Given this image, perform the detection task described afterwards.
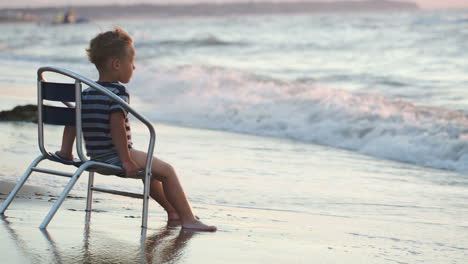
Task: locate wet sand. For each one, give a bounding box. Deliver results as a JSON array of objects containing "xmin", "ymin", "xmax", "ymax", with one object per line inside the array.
[
  {"xmin": 0, "ymin": 116, "xmax": 466, "ymax": 263},
  {"xmin": 1, "ymin": 180, "xmax": 366, "ymax": 264}
]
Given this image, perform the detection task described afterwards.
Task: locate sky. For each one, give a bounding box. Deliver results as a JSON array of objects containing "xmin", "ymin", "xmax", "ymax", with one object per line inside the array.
[{"xmin": 1, "ymin": 0, "xmax": 468, "ymax": 9}]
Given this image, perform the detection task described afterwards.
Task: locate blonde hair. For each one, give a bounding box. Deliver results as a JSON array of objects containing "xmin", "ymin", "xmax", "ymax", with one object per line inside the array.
[{"xmin": 86, "ymin": 26, "xmax": 133, "ymax": 69}]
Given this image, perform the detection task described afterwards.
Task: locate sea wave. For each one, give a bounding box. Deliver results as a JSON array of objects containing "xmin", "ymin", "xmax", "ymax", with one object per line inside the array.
[
  {"xmin": 131, "ymin": 65, "xmax": 468, "ymax": 173},
  {"xmin": 135, "ymin": 34, "xmax": 244, "ymax": 48}
]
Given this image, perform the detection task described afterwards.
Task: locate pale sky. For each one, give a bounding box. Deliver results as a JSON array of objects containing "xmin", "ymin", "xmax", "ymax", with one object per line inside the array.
[{"xmin": 1, "ymin": 0, "xmax": 468, "ymax": 9}]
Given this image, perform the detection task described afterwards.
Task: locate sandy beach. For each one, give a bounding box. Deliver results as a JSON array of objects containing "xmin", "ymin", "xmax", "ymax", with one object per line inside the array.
[{"xmin": 1, "ymin": 118, "xmax": 467, "ymax": 263}]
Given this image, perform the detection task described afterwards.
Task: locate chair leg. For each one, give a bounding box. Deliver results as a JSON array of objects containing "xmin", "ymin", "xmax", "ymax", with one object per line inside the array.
[
  {"xmin": 141, "ymin": 170, "xmax": 151, "ymax": 229},
  {"xmin": 85, "ymin": 171, "xmax": 94, "ymax": 212},
  {"xmin": 39, "ymin": 172, "xmax": 82, "ymax": 229},
  {"xmin": 0, "ymin": 155, "xmax": 45, "ymax": 214}
]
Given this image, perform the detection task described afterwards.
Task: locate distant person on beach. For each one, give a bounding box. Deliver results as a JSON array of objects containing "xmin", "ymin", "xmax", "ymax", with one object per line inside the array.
[{"xmin": 55, "ymin": 27, "xmax": 216, "ymax": 232}]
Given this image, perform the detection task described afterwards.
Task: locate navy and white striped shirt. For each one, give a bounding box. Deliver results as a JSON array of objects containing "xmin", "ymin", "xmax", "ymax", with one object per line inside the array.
[{"xmin": 81, "ymin": 82, "xmax": 133, "ymax": 159}]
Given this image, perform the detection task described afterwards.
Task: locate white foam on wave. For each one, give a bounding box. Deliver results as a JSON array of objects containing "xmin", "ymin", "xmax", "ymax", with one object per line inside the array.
[{"xmin": 130, "ymin": 64, "xmax": 468, "ymax": 173}]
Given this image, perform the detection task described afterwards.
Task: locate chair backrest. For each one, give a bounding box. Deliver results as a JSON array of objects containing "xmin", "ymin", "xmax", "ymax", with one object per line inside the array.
[
  {"xmin": 37, "ymin": 72, "xmax": 83, "ymax": 162},
  {"xmin": 40, "ymin": 82, "xmax": 77, "ymax": 126}
]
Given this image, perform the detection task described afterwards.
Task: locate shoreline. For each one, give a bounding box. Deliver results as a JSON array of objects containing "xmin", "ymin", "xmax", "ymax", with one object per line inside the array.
[{"xmin": 1, "ymin": 97, "xmax": 468, "ymax": 177}]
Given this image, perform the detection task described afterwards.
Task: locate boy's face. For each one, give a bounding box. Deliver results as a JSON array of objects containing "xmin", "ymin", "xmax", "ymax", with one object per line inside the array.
[{"xmin": 117, "ymin": 44, "xmax": 136, "ymax": 84}]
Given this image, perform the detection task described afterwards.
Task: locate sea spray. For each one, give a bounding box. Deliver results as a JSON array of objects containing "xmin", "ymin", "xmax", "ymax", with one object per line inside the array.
[{"xmin": 130, "ymin": 64, "xmax": 468, "ymax": 173}]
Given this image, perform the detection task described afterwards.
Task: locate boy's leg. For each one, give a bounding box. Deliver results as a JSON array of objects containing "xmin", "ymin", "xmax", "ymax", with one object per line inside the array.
[
  {"xmin": 130, "ymin": 149, "xmax": 216, "ymax": 231},
  {"xmin": 147, "ymin": 179, "xmax": 180, "ymax": 221},
  {"xmin": 131, "ymin": 149, "xmax": 194, "ymax": 219}
]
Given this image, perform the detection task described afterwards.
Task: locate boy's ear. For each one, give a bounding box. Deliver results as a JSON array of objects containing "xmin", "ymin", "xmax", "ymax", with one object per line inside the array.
[{"xmin": 111, "ymin": 57, "xmax": 120, "ymax": 70}]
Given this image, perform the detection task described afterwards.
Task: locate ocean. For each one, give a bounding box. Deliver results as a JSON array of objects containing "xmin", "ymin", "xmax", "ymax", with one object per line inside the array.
[
  {"xmin": 0, "ymin": 7, "xmax": 467, "ymax": 263},
  {"xmin": 3, "ymin": 9, "xmax": 468, "ymax": 173}
]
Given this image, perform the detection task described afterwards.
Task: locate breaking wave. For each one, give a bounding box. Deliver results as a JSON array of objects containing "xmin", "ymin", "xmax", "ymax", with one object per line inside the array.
[{"xmin": 130, "ymin": 64, "xmax": 468, "ymax": 173}]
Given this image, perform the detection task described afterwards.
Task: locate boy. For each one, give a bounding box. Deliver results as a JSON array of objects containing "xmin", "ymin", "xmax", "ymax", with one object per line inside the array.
[{"xmin": 57, "ymin": 27, "xmax": 216, "ymax": 232}]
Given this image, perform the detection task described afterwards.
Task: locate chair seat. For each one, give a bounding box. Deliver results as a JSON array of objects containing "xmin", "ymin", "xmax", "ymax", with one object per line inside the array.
[{"xmin": 49, "ymin": 152, "xmax": 125, "ymax": 176}]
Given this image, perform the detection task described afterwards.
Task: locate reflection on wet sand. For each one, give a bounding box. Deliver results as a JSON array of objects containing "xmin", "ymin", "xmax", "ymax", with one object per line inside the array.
[
  {"xmin": 1, "ymin": 215, "xmax": 43, "ymax": 263},
  {"xmin": 1, "ymin": 213, "xmax": 196, "ymax": 264},
  {"xmin": 143, "ymin": 226, "xmax": 197, "ymax": 263},
  {"xmin": 40, "ymin": 229, "xmax": 64, "ymax": 264}
]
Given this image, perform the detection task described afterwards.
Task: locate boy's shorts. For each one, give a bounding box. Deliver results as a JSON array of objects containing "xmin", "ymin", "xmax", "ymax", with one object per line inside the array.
[
  {"xmin": 98, "ymin": 155, "xmax": 123, "ymax": 167},
  {"xmin": 93, "ymin": 154, "xmax": 126, "ymax": 177}
]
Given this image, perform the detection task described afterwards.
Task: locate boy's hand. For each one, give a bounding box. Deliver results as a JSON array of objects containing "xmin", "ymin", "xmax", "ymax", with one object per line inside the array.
[{"xmin": 122, "ymin": 159, "xmax": 140, "ymax": 178}]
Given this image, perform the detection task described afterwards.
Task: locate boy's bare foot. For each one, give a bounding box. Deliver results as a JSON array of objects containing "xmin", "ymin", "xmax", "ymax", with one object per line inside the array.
[
  {"xmin": 167, "ymin": 219, "xmax": 182, "ymax": 228},
  {"xmin": 167, "ymin": 214, "xmax": 201, "ymax": 227},
  {"xmin": 167, "ymin": 212, "xmax": 182, "ymax": 227},
  {"xmin": 55, "ymin": 151, "xmax": 73, "ymax": 160},
  {"xmin": 167, "ymin": 211, "xmax": 180, "ymax": 221},
  {"xmin": 182, "ymin": 219, "xmax": 217, "ymax": 232},
  {"xmin": 167, "ymin": 211, "xmax": 200, "ymax": 223}
]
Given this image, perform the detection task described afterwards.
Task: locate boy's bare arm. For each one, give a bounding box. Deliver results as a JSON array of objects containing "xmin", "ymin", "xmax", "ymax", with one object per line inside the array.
[{"xmin": 109, "ymin": 111, "xmax": 139, "ymax": 177}]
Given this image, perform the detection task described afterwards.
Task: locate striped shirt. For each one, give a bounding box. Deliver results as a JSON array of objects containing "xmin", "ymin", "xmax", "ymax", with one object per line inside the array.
[{"xmin": 81, "ymin": 82, "xmax": 133, "ymax": 160}]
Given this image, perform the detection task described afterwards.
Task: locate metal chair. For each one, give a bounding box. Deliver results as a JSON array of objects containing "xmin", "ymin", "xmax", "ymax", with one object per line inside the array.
[{"xmin": 0, "ymin": 66, "xmax": 155, "ymax": 230}]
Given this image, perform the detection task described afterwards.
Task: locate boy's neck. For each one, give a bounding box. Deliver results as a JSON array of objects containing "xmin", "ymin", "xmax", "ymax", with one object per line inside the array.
[
  {"xmin": 97, "ymin": 71, "xmax": 119, "ymax": 83},
  {"xmin": 97, "ymin": 79, "xmax": 119, "ymax": 83},
  {"xmin": 97, "ymin": 77, "xmax": 119, "ymax": 83}
]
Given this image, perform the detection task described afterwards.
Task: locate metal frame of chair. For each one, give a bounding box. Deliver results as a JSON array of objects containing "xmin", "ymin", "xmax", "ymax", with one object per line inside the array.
[{"xmin": 0, "ymin": 66, "xmax": 155, "ymax": 230}]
